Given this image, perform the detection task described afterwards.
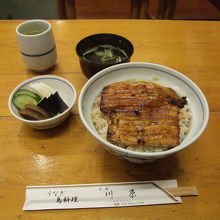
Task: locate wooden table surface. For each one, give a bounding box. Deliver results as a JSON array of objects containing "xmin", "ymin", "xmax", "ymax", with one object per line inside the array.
[{"xmin": 0, "ymin": 19, "xmax": 220, "ymax": 220}]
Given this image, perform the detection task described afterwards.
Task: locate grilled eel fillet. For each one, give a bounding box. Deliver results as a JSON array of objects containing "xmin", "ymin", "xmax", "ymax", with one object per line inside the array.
[
  {"xmin": 100, "ymin": 81, "xmax": 186, "ymax": 113},
  {"xmin": 107, "ymin": 105, "xmax": 180, "ymax": 147},
  {"xmin": 100, "ymin": 81, "xmax": 185, "ymax": 148}
]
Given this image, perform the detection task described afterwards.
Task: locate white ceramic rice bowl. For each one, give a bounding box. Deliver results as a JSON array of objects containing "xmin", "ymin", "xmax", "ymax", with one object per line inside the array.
[
  {"xmin": 78, "ymin": 62, "xmax": 209, "ymax": 163},
  {"xmin": 8, "ymin": 75, "xmax": 76, "ymax": 129}
]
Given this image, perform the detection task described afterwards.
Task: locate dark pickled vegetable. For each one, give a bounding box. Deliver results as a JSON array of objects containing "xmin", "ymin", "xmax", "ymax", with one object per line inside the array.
[
  {"xmin": 38, "ymin": 92, "xmax": 68, "ymax": 116},
  {"xmin": 25, "ymin": 104, "xmax": 51, "ymax": 118},
  {"xmin": 19, "ymin": 104, "xmax": 51, "ymax": 120}
]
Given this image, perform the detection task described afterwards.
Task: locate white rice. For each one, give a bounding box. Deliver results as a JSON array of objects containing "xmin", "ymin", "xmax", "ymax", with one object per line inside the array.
[{"xmin": 91, "ymin": 87, "xmax": 192, "ymax": 153}]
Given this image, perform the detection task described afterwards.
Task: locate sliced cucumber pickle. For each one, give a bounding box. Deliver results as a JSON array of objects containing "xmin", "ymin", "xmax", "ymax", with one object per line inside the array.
[
  {"xmin": 14, "ymin": 89, "xmax": 41, "ymax": 101},
  {"xmin": 12, "ymin": 94, "xmax": 39, "ymax": 110}
]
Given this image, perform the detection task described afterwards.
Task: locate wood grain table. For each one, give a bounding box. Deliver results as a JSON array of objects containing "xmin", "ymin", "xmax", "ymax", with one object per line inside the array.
[{"xmin": 0, "ymin": 20, "xmax": 220, "ymax": 220}]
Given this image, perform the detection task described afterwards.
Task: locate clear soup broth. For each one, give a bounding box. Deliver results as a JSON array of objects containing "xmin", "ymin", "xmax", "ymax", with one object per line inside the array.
[{"xmin": 82, "ymin": 45, "xmax": 128, "ymax": 65}]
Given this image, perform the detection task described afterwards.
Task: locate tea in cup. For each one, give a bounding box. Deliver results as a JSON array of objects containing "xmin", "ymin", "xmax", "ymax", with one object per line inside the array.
[{"xmin": 16, "ymin": 20, "xmax": 57, "ymax": 72}]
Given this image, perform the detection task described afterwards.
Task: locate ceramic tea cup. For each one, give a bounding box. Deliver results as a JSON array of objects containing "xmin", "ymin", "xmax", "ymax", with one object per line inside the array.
[{"xmin": 16, "ymin": 19, "xmax": 57, "ymax": 72}]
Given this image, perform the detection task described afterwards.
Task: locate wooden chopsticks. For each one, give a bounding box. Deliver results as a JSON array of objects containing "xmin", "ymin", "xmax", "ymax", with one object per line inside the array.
[{"xmin": 165, "ymin": 186, "xmax": 198, "ymax": 197}]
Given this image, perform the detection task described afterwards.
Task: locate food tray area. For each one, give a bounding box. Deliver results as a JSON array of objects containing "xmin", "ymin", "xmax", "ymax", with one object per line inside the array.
[{"xmin": 0, "ymin": 20, "xmax": 220, "ymax": 219}]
